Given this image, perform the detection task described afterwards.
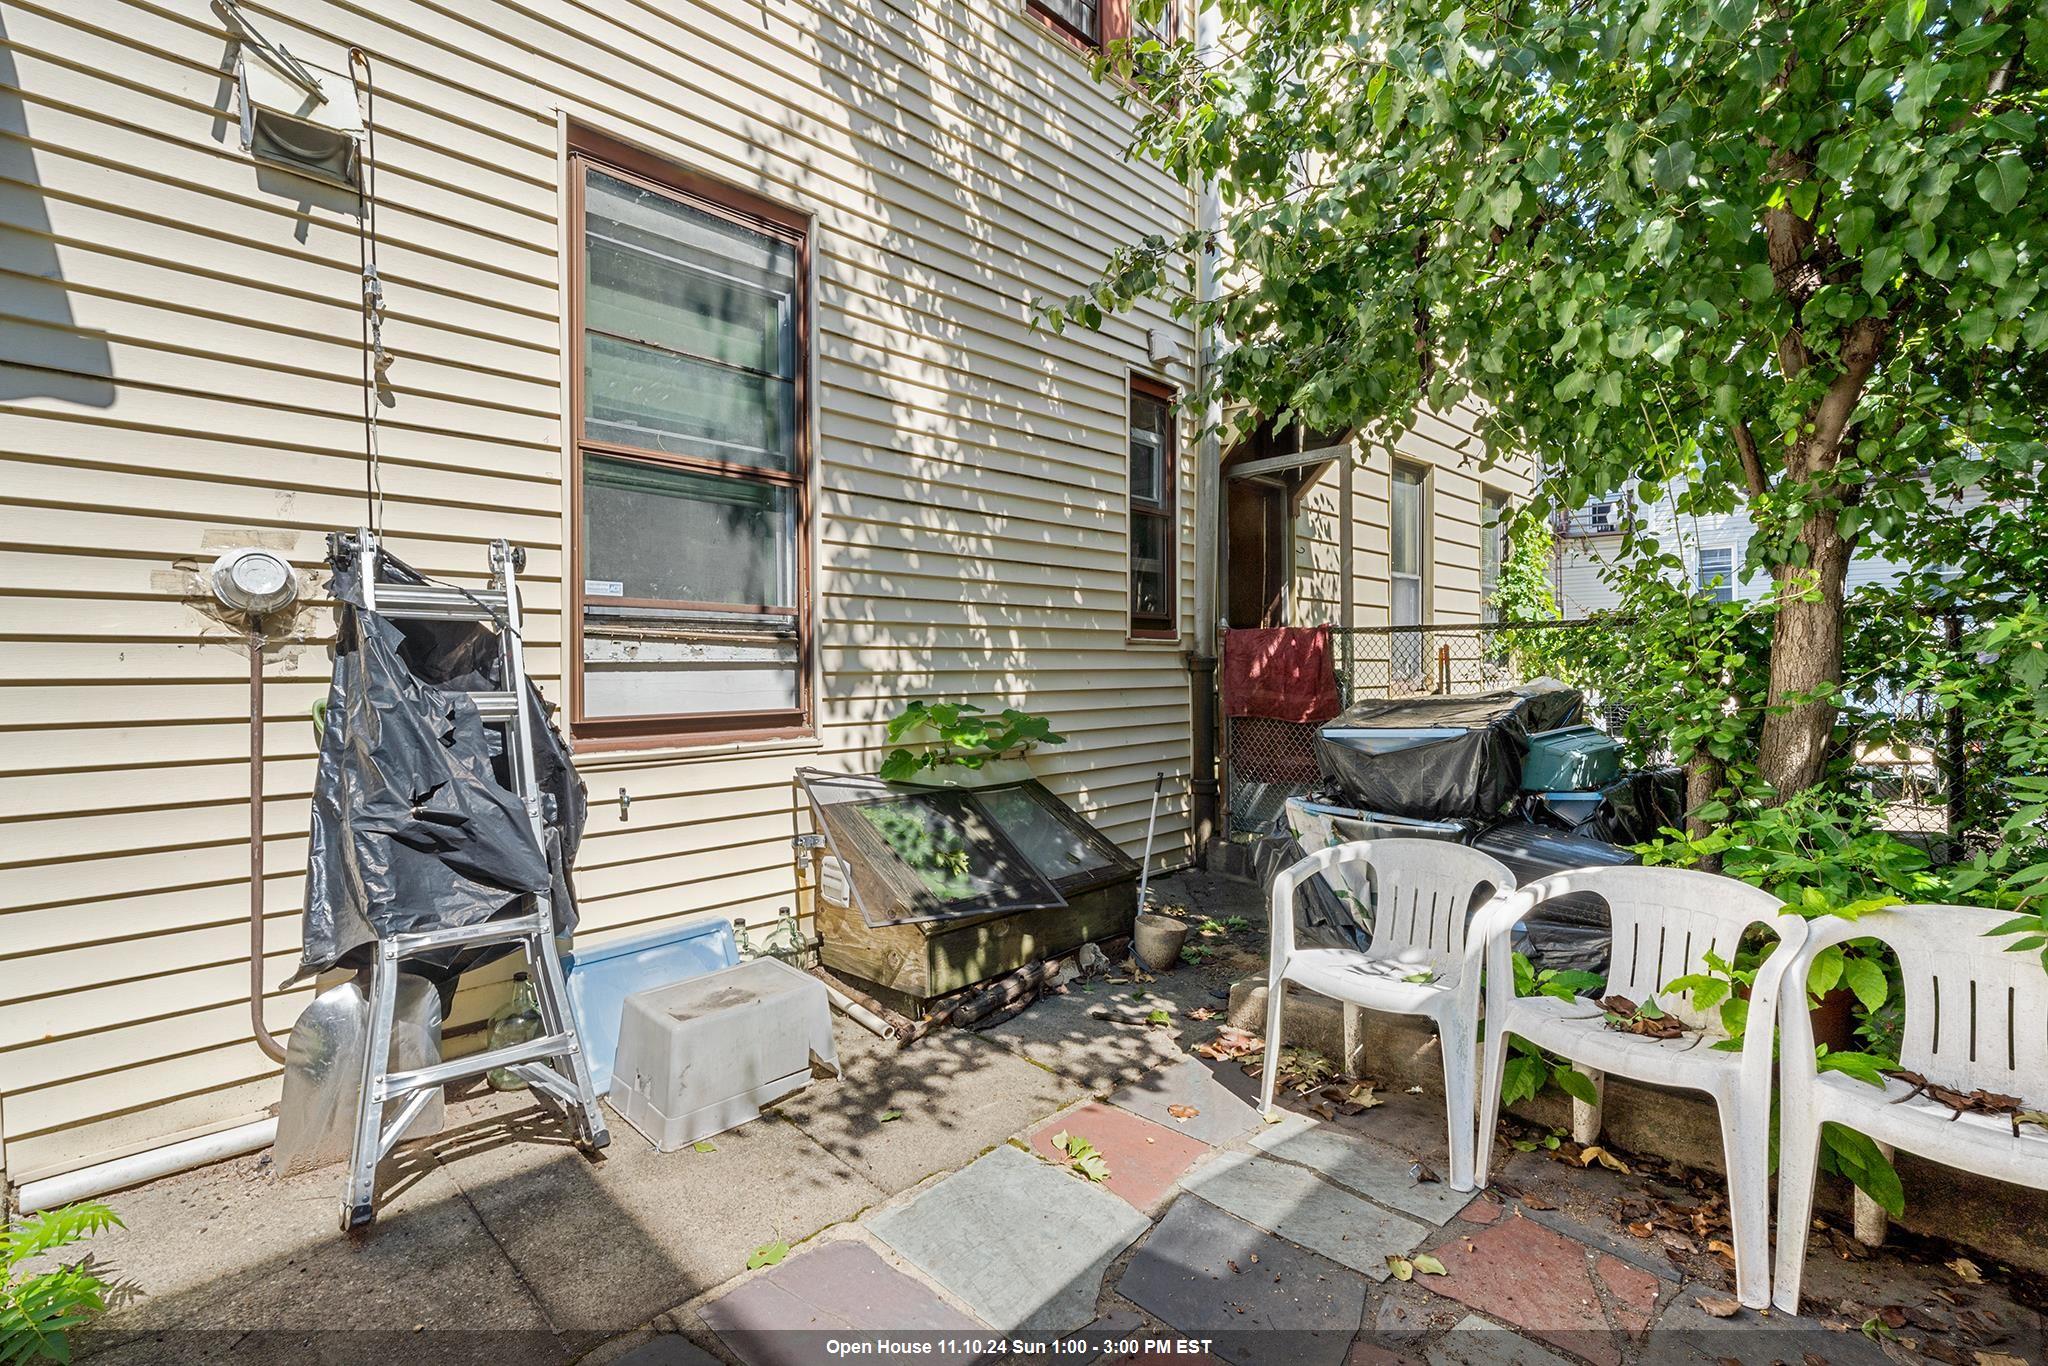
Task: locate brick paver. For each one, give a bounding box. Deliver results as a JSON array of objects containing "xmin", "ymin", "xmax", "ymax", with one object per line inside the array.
[{"xmin": 1027, "ymin": 1102, "xmax": 1212, "ymax": 1211}]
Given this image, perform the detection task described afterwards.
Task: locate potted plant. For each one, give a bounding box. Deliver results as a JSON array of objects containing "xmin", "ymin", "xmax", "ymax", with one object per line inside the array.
[{"xmin": 877, "ymin": 700, "xmax": 1066, "ymax": 788}]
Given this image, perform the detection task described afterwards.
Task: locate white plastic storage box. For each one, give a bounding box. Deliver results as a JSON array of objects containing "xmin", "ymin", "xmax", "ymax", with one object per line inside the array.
[{"xmin": 608, "ymin": 956, "xmax": 838, "ymax": 1152}]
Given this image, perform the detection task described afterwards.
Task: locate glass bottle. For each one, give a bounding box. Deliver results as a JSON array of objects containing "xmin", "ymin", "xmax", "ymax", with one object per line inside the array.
[{"xmin": 486, "ymin": 972, "xmax": 542, "ymax": 1091}]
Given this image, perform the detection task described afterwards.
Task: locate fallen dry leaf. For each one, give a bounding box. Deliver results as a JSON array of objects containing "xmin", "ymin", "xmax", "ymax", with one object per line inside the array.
[
  {"xmin": 1975, "ymin": 1354, "xmax": 2030, "ymax": 1366},
  {"xmin": 1948, "ymin": 1256, "xmax": 1985, "ymax": 1285},
  {"xmin": 1168, "ymin": 1104, "xmax": 1200, "ymax": 1122},
  {"xmin": 1411, "ymin": 1253, "xmax": 1448, "ymax": 1276},
  {"xmin": 1409, "ymin": 1161, "xmax": 1440, "ymax": 1185},
  {"xmin": 1519, "ymin": 1192, "xmax": 1557, "ymax": 1211},
  {"xmin": 1385, "ymin": 1255, "xmax": 1414, "ymax": 1282},
  {"xmin": 1696, "ymin": 1294, "xmax": 1742, "ymax": 1319},
  {"xmin": 1707, "ymin": 1239, "xmax": 1736, "ymax": 1262},
  {"xmin": 1580, "ymin": 1145, "xmax": 1631, "ymax": 1174}
]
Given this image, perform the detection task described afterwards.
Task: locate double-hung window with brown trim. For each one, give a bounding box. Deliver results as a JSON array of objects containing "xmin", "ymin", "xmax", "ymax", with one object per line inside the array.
[
  {"xmin": 568, "ymin": 129, "xmax": 811, "ymax": 747},
  {"xmin": 1128, "ymin": 377, "xmax": 1177, "ymax": 639}
]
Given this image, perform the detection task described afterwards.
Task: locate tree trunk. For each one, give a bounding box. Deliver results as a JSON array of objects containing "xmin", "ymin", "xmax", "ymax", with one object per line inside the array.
[
  {"xmin": 1685, "ymin": 752, "xmax": 1725, "ymax": 872},
  {"xmin": 1756, "ymin": 506, "xmax": 1853, "ymax": 797}
]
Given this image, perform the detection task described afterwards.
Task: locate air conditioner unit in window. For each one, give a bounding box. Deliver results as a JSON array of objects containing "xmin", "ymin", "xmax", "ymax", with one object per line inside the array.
[{"xmin": 233, "ymin": 49, "xmax": 363, "ymax": 188}]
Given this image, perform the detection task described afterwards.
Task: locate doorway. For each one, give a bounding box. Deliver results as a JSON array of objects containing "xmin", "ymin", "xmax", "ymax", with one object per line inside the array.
[{"xmin": 1226, "ymin": 478, "xmax": 1289, "ymax": 629}]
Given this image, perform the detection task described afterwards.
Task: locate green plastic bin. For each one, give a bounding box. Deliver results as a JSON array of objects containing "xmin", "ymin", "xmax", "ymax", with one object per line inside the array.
[{"xmin": 1521, "ymin": 725, "xmax": 1623, "ymax": 792}]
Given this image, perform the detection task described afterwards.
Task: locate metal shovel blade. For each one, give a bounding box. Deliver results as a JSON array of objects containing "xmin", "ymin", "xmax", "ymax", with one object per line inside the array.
[{"xmin": 273, "ymin": 973, "xmax": 447, "ymax": 1177}]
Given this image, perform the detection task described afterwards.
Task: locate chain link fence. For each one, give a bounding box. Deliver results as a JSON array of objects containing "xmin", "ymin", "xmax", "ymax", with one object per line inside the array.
[{"xmin": 1223, "ymin": 619, "xmax": 1978, "ymax": 851}]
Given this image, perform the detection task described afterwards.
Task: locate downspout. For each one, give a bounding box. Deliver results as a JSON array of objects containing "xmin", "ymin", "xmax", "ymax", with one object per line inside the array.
[{"xmin": 1186, "ymin": 0, "xmax": 1225, "ymax": 856}]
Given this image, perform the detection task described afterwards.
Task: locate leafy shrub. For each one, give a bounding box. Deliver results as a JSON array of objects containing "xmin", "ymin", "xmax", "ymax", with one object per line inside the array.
[
  {"xmin": 877, "ymin": 700, "xmax": 1066, "ymax": 783},
  {"xmin": 2, "ymin": 1201, "xmax": 123, "ymax": 1364}
]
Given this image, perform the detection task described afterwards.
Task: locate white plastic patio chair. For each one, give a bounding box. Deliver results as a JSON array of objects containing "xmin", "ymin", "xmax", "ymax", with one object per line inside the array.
[
  {"xmin": 1773, "ymin": 904, "xmax": 2048, "ymax": 1315},
  {"xmin": 1474, "ymin": 867, "xmax": 1806, "ymax": 1309},
  {"xmin": 1260, "ymin": 839, "xmax": 1518, "ymax": 1191}
]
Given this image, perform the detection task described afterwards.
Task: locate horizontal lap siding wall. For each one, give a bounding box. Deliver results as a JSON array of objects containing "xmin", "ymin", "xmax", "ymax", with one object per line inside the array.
[
  {"xmin": 0, "ymin": 0, "xmax": 1197, "ymax": 1182},
  {"xmin": 1291, "ymin": 404, "xmax": 1534, "ymax": 631}
]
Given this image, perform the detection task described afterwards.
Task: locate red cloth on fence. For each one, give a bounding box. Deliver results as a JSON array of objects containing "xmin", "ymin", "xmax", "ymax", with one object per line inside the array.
[{"xmin": 1222, "ymin": 626, "xmax": 1342, "ymax": 724}]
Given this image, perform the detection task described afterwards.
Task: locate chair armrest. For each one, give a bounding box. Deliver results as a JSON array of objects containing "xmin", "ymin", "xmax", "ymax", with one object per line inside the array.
[
  {"xmin": 1268, "ymin": 842, "xmax": 1379, "ymax": 969},
  {"xmin": 1741, "ymin": 910, "xmax": 1815, "ymax": 1099}
]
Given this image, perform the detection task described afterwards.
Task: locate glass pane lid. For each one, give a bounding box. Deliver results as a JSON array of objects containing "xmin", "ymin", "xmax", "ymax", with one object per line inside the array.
[{"xmin": 976, "ymin": 784, "xmax": 1122, "ymax": 883}]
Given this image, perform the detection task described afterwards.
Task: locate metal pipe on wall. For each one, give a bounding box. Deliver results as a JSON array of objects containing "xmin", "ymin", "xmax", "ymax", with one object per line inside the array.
[
  {"xmin": 1187, "ymin": 0, "xmax": 1225, "ymax": 853},
  {"xmin": 249, "ymin": 629, "xmax": 287, "ymax": 1063}
]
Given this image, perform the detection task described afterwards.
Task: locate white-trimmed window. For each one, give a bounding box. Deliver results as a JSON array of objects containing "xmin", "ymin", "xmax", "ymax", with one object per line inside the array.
[{"xmin": 1696, "ymin": 545, "xmax": 1735, "ymax": 603}]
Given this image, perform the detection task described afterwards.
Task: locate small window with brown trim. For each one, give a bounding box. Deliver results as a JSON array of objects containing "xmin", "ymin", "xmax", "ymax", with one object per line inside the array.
[
  {"xmin": 568, "ymin": 129, "xmax": 811, "ymax": 746},
  {"xmin": 1030, "ymin": 0, "xmax": 1179, "ymax": 50},
  {"xmin": 1128, "ymin": 377, "xmax": 1177, "ymax": 638},
  {"xmin": 1029, "ymin": 0, "xmax": 1103, "ymax": 46}
]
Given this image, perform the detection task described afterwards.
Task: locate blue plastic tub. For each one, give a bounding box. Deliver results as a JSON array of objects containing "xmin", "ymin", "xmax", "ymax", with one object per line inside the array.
[{"xmin": 565, "ymin": 918, "xmax": 739, "ymax": 1094}]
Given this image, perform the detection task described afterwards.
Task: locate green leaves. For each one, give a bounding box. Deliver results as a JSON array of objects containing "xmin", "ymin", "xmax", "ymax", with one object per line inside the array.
[
  {"xmin": 746, "ymin": 1241, "xmax": 790, "ymax": 1270},
  {"xmin": 2, "ymin": 1202, "xmax": 123, "ymax": 1365},
  {"xmin": 1822, "ymin": 1124, "xmax": 1905, "ymax": 1217},
  {"xmin": 877, "ymin": 699, "xmax": 1066, "ymax": 781},
  {"xmin": 1650, "ymin": 140, "xmax": 1694, "ymax": 194},
  {"xmin": 1975, "ymin": 157, "xmax": 2029, "ymax": 216}
]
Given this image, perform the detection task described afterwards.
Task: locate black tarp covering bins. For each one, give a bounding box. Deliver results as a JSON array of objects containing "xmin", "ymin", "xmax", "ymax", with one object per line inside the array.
[
  {"xmin": 292, "ymin": 542, "xmax": 585, "ymax": 988},
  {"xmin": 1517, "ymin": 766, "xmax": 1686, "ymax": 847},
  {"xmin": 1314, "ymin": 678, "xmax": 1584, "ymax": 822},
  {"xmin": 1470, "ymin": 821, "xmax": 1637, "ymax": 976}
]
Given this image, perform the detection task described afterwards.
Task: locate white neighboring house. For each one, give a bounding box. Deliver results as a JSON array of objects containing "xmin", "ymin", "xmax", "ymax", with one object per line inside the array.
[{"xmin": 1551, "ymin": 483, "xmax": 1971, "ymax": 617}]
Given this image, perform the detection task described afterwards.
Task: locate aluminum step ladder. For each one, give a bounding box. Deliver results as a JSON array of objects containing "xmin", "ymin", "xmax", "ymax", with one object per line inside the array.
[{"xmin": 340, "ymin": 529, "xmax": 608, "ymax": 1230}]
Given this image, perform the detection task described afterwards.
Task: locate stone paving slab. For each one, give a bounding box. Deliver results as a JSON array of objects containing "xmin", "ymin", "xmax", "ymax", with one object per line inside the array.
[
  {"xmin": 1418, "ymin": 1211, "xmax": 1654, "ymax": 1366},
  {"xmin": 773, "ymin": 1023, "xmax": 1082, "ymax": 1195},
  {"xmin": 868, "ymin": 1143, "xmax": 1148, "ymax": 1334},
  {"xmin": 1424, "ymin": 1313, "xmax": 1575, "ymax": 1366},
  {"xmin": 1180, "ymin": 1153, "xmax": 1429, "ymax": 1281},
  {"xmin": 1027, "ymin": 1102, "xmax": 1210, "ymax": 1212},
  {"xmin": 1116, "ymin": 1195, "xmax": 1368, "ymax": 1366},
  {"xmin": 1252, "ymin": 1115, "xmax": 1470, "ymax": 1225},
  {"xmin": 698, "ymin": 1239, "xmax": 983, "ymax": 1366},
  {"xmin": 1108, "ymin": 1058, "xmax": 1266, "ymax": 1147}
]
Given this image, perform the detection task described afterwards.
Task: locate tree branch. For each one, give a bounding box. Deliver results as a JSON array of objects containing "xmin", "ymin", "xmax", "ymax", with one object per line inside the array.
[
  {"xmin": 1732, "ymin": 419, "xmax": 1769, "ymax": 498},
  {"xmin": 1807, "ymin": 316, "xmax": 1889, "ymax": 469}
]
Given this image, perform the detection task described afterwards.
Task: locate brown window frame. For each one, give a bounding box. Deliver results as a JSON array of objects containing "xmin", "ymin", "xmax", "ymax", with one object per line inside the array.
[
  {"xmin": 1029, "ymin": 0, "xmax": 1108, "ymax": 48},
  {"xmin": 566, "ymin": 127, "xmax": 814, "ymax": 751},
  {"xmin": 1128, "ymin": 375, "xmax": 1179, "ymax": 640}
]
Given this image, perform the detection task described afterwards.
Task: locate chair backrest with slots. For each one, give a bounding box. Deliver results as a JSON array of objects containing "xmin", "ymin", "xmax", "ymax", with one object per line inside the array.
[
  {"xmin": 1883, "ymin": 905, "xmax": 2048, "ymax": 1098},
  {"xmin": 1547, "ymin": 866, "xmax": 1790, "ymax": 1038},
  {"xmin": 1353, "ymin": 839, "xmax": 1516, "ymax": 983}
]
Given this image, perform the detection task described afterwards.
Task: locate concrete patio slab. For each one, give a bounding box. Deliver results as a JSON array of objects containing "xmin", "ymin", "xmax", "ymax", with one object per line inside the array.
[
  {"xmin": 698, "ymin": 1238, "xmax": 983, "ymax": 1366},
  {"xmin": 600, "ymin": 1332, "xmax": 727, "ymax": 1366},
  {"xmin": 74, "ymin": 1141, "xmax": 552, "ymax": 1343},
  {"xmin": 1107, "ymin": 1057, "xmax": 1264, "ymax": 1147},
  {"xmin": 1180, "ymin": 1153, "xmax": 1429, "ymax": 1280},
  {"xmin": 1115, "ymin": 1194, "xmax": 1368, "ymax": 1366},
  {"xmin": 773, "ymin": 1023, "xmax": 1082, "ymax": 1195},
  {"xmin": 868, "ymin": 1143, "xmax": 1148, "ymax": 1334},
  {"xmin": 1252, "ymin": 1115, "xmax": 1469, "ymax": 1225},
  {"xmin": 440, "ymin": 1096, "xmax": 883, "ymax": 1333},
  {"xmin": 977, "ymin": 987, "xmax": 1191, "ymax": 1094},
  {"xmin": 1026, "ymin": 1102, "xmax": 1209, "ymax": 1212}
]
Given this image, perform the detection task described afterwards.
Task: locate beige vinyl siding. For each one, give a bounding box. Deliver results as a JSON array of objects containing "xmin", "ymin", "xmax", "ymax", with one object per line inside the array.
[
  {"xmin": 1290, "ymin": 402, "xmax": 1534, "ymax": 631},
  {"xmin": 0, "ymin": 0, "xmax": 1197, "ymax": 1183}
]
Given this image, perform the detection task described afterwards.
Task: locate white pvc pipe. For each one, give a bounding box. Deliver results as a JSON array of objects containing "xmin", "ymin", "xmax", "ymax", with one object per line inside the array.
[{"xmin": 14, "ymin": 1118, "xmax": 276, "ymax": 1214}]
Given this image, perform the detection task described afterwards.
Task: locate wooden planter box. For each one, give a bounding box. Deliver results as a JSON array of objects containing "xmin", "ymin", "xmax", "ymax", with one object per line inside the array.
[{"xmin": 815, "ymin": 867, "xmax": 1138, "ymax": 1012}]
